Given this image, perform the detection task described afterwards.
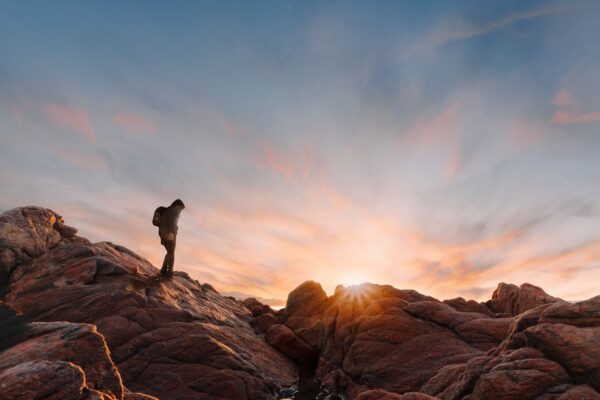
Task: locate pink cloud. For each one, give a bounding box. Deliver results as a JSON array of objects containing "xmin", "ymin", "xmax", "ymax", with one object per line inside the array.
[
  {"xmin": 112, "ymin": 112, "xmax": 157, "ymax": 134},
  {"xmin": 403, "ymin": 101, "xmax": 465, "ymax": 178},
  {"xmin": 551, "ymin": 90, "xmax": 600, "ymax": 124},
  {"xmin": 44, "ymin": 103, "xmax": 96, "ymax": 144},
  {"xmin": 552, "ymin": 90, "xmax": 576, "ymax": 109},
  {"xmin": 258, "ymin": 144, "xmax": 295, "ymax": 180},
  {"xmin": 553, "ymin": 110, "xmax": 600, "ymax": 124},
  {"xmin": 56, "ymin": 149, "xmax": 109, "ymax": 171}
]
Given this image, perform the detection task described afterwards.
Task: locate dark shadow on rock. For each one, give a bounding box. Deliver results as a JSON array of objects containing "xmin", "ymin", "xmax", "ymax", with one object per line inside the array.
[{"xmin": 0, "ymin": 302, "xmax": 31, "ymax": 352}]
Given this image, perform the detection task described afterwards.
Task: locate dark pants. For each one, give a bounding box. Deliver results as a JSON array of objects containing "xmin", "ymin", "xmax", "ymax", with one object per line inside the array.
[{"xmin": 160, "ymin": 238, "xmax": 176, "ymax": 277}]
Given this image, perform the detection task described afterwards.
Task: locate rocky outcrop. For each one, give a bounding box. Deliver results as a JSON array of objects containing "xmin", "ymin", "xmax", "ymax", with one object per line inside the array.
[
  {"xmin": 486, "ymin": 282, "xmax": 562, "ymax": 316},
  {"xmin": 1, "ymin": 206, "xmax": 598, "ymax": 400},
  {"xmin": 280, "ymin": 283, "xmax": 484, "ymax": 397},
  {"xmin": 443, "ymin": 297, "xmax": 494, "ymax": 316},
  {"xmin": 422, "ymin": 295, "xmax": 600, "ymax": 400},
  {"xmin": 0, "ymin": 207, "xmax": 296, "ymax": 400},
  {"xmin": 0, "ymin": 302, "xmax": 143, "ymax": 400},
  {"xmin": 281, "ymin": 280, "xmax": 599, "ymax": 399}
]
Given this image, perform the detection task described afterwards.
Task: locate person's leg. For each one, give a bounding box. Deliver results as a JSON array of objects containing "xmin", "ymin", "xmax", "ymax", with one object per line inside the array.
[
  {"xmin": 163, "ymin": 239, "xmax": 176, "ymax": 277},
  {"xmin": 160, "ymin": 241, "xmax": 170, "ymax": 276},
  {"xmin": 168, "ymin": 238, "xmax": 176, "ymax": 276}
]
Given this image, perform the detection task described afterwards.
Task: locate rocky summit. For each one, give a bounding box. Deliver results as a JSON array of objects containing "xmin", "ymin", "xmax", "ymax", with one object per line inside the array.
[{"xmin": 1, "ymin": 206, "xmax": 599, "ymax": 400}]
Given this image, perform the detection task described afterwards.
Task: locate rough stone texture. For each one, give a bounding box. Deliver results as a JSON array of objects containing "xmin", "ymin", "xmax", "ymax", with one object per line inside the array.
[
  {"xmin": 281, "ymin": 282, "xmax": 481, "ymax": 397},
  {"xmin": 356, "ymin": 390, "xmax": 438, "ymax": 399},
  {"xmin": 486, "ymin": 282, "xmax": 562, "ymax": 316},
  {"xmin": 2, "ymin": 206, "xmax": 599, "ymax": 400},
  {"xmin": 0, "ymin": 301, "xmax": 127, "ymax": 400},
  {"xmin": 557, "ymin": 385, "xmax": 600, "ymax": 400},
  {"xmin": 0, "ymin": 360, "xmax": 89, "ymax": 400},
  {"xmin": 0, "ymin": 321, "xmax": 123, "ymax": 398},
  {"xmin": 1, "ymin": 206, "xmax": 297, "ymax": 400},
  {"xmin": 443, "ymin": 297, "xmax": 494, "ymax": 316},
  {"xmin": 265, "ymin": 324, "xmax": 317, "ymax": 371},
  {"xmin": 422, "ymin": 296, "xmax": 600, "ymax": 400}
]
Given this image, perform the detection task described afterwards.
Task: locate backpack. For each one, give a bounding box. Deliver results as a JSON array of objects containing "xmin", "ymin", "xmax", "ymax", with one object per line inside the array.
[{"xmin": 152, "ymin": 207, "xmax": 166, "ymax": 226}]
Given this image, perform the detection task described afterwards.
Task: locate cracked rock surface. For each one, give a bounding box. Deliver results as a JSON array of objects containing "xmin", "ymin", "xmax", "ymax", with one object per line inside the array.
[{"xmin": 1, "ymin": 207, "xmax": 296, "ymax": 400}]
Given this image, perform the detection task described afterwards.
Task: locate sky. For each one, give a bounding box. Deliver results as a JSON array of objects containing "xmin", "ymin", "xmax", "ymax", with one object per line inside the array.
[{"xmin": 1, "ymin": 0, "xmax": 600, "ymax": 303}]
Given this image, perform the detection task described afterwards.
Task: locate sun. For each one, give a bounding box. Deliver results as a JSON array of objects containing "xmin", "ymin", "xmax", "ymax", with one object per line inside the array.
[{"xmin": 338, "ymin": 270, "xmax": 370, "ymax": 287}]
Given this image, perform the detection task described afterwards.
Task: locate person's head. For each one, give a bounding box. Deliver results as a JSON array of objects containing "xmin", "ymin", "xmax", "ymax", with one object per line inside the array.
[{"xmin": 171, "ymin": 199, "xmax": 185, "ymax": 209}]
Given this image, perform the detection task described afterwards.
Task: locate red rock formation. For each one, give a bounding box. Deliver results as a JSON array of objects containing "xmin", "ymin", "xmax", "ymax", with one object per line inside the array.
[
  {"xmin": 422, "ymin": 295, "xmax": 600, "ymax": 399},
  {"xmin": 281, "ymin": 282, "xmax": 483, "ymax": 397},
  {"xmin": 2, "ymin": 206, "xmax": 599, "ymax": 400},
  {"xmin": 0, "ymin": 207, "xmax": 296, "ymax": 400},
  {"xmin": 486, "ymin": 282, "xmax": 562, "ymax": 316},
  {"xmin": 0, "ymin": 301, "xmax": 150, "ymax": 400}
]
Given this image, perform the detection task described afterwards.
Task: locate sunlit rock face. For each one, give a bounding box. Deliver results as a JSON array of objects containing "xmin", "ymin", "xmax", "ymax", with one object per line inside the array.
[
  {"xmin": 281, "ymin": 280, "xmax": 600, "ymax": 399},
  {"xmin": 0, "ymin": 206, "xmax": 296, "ymax": 400}
]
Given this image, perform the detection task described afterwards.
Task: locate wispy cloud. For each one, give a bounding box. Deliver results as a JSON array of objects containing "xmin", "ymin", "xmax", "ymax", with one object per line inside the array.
[
  {"xmin": 112, "ymin": 112, "xmax": 157, "ymax": 134},
  {"xmin": 43, "ymin": 103, "xmax": 96, "ymax": 144},
  {"xmin": 416, "ymin": 3, "xmax": 566, "ymax": 52},
  {"xmin": 256, "ymin": 144, "xmax": 296, "ymax": 181},
  {"xmin": 552, "ymin": 90, "xmax": 600, "ymax": 124}
]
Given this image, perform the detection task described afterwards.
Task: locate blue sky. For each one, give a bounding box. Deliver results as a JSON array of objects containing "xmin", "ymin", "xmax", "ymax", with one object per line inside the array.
[{"xmin": 1, "ymin": 0, "xmax": 599, "ymax": 301}]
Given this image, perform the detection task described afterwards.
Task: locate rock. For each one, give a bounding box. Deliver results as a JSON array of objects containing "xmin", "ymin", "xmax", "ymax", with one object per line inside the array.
[
  {"xmin": 470, "ymin": 357, "xmax": 571, "ymax": 400},
  {"xmin": 356, "ymin": 389, "xmax": 438, "ymax": 399},
  {"xmin": 283, "ymin": 282, "xmax": 481, "ymax": 396},
  {"xmin": 0, "ymin": 303, "xmax": 128, "ymax": 400},
  {"xmin": 2, "ymin": 206, "xmax": 599, "ymax": 400},
  {"xmin": 404, "ymin": 301, "xmax": 490, "ymax": 329},
  {"xmin": 123, "ymin": 390, "xmax": 160, "ymax": 400},
  {"xmin": 443, "ymin": 297, "xmax": 493, "ymax": 316},
  {"xmin": 0, "ymin": 360, "xmax": 88, "ymax": 400},
  {"xmin": 454, "ymin": 317, "xmax": 512, "ymax": 350},
  {"xmin": 540, "ymin": 296, "xmax": 600, "ymax": 327},
  {"xmin": 0, "ymin": 207, "xmax": 75, "ymax": 296},
  {"xmin": 265, "ymin": 324, "xmax": 317, "ymax": 372},
  {"xmin": 557, "ymin": 385, "xmax": 600, "ymax": 399},
  {"xmin": 0, "ymin": 321, "xmax": 123, "ymax": 399},
  {"xmin": 524, "ymin": 323, "xmax": 600, "ymax": 390},
  {"xmin": 1, "ymin": 207, "xmax": 297, "ymax": 400},
  {"xmin": 251, "ymin": 311, "xmax": 281, "ymax": 334},
  {"xmin": 243, "ymin": 297, "xmax": 273, "ymax": 316},
  {"xmin": 486, "ymin": 283, "xmax": 562, "ymax": 316},
  {"xmin": 280, "ymin": 280, "xmax": 328, "ymax": 344},
  {"xmin": 422, "ymin": 295, "xmax": 600, "ymax": 400}
]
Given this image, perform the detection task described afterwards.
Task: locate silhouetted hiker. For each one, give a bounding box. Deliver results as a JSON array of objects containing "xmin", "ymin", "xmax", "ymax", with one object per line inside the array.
[{"xmin": 153, "ymin": 199, "xmax": 185, "ymax": 278}]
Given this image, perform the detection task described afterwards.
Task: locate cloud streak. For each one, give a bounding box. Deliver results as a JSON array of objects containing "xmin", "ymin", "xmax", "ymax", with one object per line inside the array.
[
  {"xmin": 112, "ymin": 112, "xmax": 157, "ymax": 134},
  {"xmin": 43, "ymin": 103, "xmax": 96, "ymax": 144},
  {"xmin": 552, "ymin": 90, "xmax": 600, "ymax": 124}
]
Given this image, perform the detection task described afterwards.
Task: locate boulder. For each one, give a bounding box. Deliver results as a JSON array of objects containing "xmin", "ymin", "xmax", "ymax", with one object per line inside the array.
[
  {"xmin": 443, "ymin": 297, "xmax": 493, "ymax": 316},
  {"xmin": 265, "ymin": 324, "xmax": 317, "ymax": 372},
  {"xmin": 1, "ymin": 207, "xmax": 297, "ymax": 400},
  {"xmin": 422, "ymin": 296, "xmax": 600, "ymax": 400},
  {"xmin": 283, "ymin": 282, "xmax": 481, "ymax": 396},
  {"xmin": 486, "ymin": 283, "xmax": 562, "ymax": 316}
]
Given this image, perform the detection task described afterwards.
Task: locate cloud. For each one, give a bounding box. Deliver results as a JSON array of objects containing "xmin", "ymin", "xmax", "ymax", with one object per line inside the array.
[
  {"xmin": 551, "ymin": 90, "xmax": 600, "ymax": 124},
  {"xmin": 553, "ymin": 110, "xmax": 600, "ymax": 124},
  {"xmin": 112, "ymin": 112, "xmax": 157, "ymax": 134},
  {"xmin": 256, "ymin": 144, "xmax": 296, "ymax": 180},
  {"xmin": 403, "ymin": 101, "xmax": 465, "ymax": 178},
  {"xmin": 417, "ymin": 3, "xmax": 566, "ymax": 52},
  {"xmin": 43, "ymin": 103, "xmax": 96, "ymax": 144}
]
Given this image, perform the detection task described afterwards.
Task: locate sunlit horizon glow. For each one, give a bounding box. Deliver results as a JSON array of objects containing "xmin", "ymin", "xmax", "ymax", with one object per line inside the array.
[{"xmin": 1, "ymin": 1, "xmax": 600, "ymax": 303}]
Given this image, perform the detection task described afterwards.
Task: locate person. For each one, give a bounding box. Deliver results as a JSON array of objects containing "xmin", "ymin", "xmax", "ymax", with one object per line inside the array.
[{"xmin": 152, "ymin": 199, "xmax": 185, "ymax": 278}]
